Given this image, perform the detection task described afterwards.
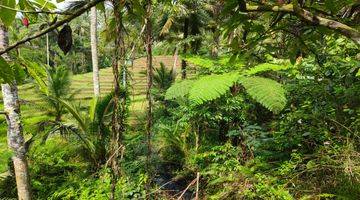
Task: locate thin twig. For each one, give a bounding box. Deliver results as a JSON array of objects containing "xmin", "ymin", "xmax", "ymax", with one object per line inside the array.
[
  {"xmin": 177, "ymin": 178, "xmax": 197, "ymax": 200},
  {"xmin": 0, "ymin": 111, "xmax": 6, "ymax": 115},
  {"xmin": 146, "ymin": 180, "xmax": 175, "ymax": 196},
  {"xmin": 105, "ymin": 144, "xmax": 124, "ymax": 168},
  {"xmin": 328, "ymin": 118, "xmax": 354, "ymax": 134},
  {"xmin": 195, "ymin": 172, "xmax": 200, "ymax": 200},
  {"xmin": 0, "ymin": 0, "xmax": 105, "ymax": 56}
]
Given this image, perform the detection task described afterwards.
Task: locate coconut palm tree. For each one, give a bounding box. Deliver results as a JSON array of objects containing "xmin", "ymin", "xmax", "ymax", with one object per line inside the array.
[
  {"xmin": 90, "ymin": 7, "xmax": 100, "ymax": 97},
  {"xmin": 158, "ymin": 0, "xmax": 208, "ymax": 79}
]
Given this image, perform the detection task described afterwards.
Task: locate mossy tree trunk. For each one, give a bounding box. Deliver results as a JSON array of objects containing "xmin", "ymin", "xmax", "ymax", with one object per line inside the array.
[
  {"xmin": 110, "ymin": 1, "xmax": 126, "ymax": 199},
  {"xmin": 145, "ymin": 0, "xmax": 153, "ymax": 196}
]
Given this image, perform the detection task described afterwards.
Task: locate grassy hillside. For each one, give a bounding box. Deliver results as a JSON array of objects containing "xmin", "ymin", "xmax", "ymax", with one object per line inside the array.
[{"xmin": 0, "ymin": 55, "xmax": 188, "ymax": 173}]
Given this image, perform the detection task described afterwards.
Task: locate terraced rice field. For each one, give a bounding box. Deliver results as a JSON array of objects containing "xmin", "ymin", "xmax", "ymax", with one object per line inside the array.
[{"xmin": 0, "ymin": 55, "xmax": 189, "ymax": 173}]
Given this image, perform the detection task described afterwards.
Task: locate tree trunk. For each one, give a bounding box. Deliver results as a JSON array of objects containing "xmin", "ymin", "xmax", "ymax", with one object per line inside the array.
[
  {"xmin": 90, "ymin": 7, "xmax": 100, "ymax": 97},
  {"xmin": 145, "ymin": 0, "xmax": 153, "ymax": 196},
  {"xmin": 181, "ymin": 18, "xmax": 189, "ymax": 80},
  {"xmin": 46, "ymin": 33, "xmax": 50, "ymax": 66},
  {"xmin": 211, "ymin": 29, "xmax": 220, "ymax": 58},
  {"xmin": 110, "ymin": 1, "xmax": 126, "ymax": 199},
  {"xmin": 0, "ymin": 24, "xmax": 31, "ymax": 200},
  {"xmin": 211, "ymin": 2, "xmax": 223, "ymax": 58},
  {"xmin": 172, "ymin": 46, "xmax": 178, "ymax": 77}
]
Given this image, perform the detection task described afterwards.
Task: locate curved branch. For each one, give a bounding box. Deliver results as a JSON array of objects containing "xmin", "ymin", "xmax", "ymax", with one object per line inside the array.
[
  {"xmin": 245, "ymin": 4, "xmax": 360, "ymax": 46},
  {"xmin": 0, "ymin": 0, "xmax": 105, "ymax": 56}
]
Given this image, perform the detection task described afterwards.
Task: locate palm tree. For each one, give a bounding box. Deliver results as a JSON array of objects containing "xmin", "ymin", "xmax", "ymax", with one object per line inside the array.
[
  {"xmin": 90, "ymin": 7, "xmax": 100, "ymax": 97},
  {"xmin": 36, "ymin": 66, "xmax": 75, "ymax": 140},
  {"xmin": 158, "ymin": 0, "xmax": 208, "ymax": 79},
  {"xmin": 56, "ymin": 95, "xmax": 114, "ymax": 168},
  {"xmin": 0, "ymin": 24, "xmax": 31, "ymax": 200}
]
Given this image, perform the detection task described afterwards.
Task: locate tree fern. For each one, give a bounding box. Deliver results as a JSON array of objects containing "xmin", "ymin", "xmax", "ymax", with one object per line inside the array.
[
  {"xmin": 165, "ymin": 79, "xmax": 195, "ymax": 100},
  {"xmin": 166, "ymin": 74, "xmax": 286, "ymax": 113},
  {"xmin": 189, "ymin": 73, "xmax": 239, "ymax": 105},
  {"xmin": 238, "ymin": 76, "xmax": 286, "ymax": 114},
  {"xmin": 183, "ymin": 55, "xmax": 245, "ymax": 72}
]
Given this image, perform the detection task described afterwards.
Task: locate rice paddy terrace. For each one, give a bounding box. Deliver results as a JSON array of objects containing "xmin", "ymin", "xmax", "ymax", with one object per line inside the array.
[{"xmin": 0, "ymin": 55, "xmax": 197, "ymax": 174}]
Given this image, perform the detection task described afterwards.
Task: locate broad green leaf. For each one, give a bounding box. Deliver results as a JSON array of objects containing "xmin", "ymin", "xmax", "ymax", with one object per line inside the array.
[
  {"xmin": 0, "ymin": 0, "xmax": 16, "ymax": 27},
  {"xmin": 356, "ymin": 69, "xmax": 360, "ymax": 77},
  {"xmin": 0, "ymin": 56, "xmax": 14, "ymax": 83},
  {"xmin": 33, "ymin": 0, "xmax": 56, "ymax": 10}
]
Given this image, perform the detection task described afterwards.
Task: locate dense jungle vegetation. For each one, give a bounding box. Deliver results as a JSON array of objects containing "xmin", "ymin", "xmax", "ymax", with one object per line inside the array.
[{"xmin": 0, "ymin": 0, "xmax": 359, "ymax": 199}]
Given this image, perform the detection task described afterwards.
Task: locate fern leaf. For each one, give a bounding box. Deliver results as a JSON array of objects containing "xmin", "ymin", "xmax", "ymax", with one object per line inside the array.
[
  {"xmin": 239, "ymin": 76, "xmax": 286, "ymax": 113},
  {"xmin": 165, "ymin": 79, "xmax": 195, "ymax": 100},
  {"xmin": 184, "ymin": 55, "xmax": 215, "ymax": 69},
  {"xmin": 189, "ymin": 73, "xmax": 239, "ymax": 105},
  {"xmin": 245, "ymin": 63, "xmax": 290, "ymax": 75}
]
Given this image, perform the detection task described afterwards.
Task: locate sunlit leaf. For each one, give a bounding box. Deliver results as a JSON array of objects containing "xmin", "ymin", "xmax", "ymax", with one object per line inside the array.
[{"xmin": 0, "ymin": 0, "xmax": 16, "ymax": 27}]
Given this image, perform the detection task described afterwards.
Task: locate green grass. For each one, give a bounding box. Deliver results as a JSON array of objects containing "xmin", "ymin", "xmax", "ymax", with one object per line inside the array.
[{"xmin": 0, "ymin": 56, "xmax": 184, "ymax": 173}]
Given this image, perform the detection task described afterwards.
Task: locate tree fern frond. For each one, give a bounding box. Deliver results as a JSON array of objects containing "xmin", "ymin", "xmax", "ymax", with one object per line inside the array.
[
  {"xmin": 245, "ymin": 63, "xmax": 291, "ymax": 75},
  {"xmin": 184, "ymin": 55, "xmax": 245, "ymax": 68},
  {"xmin": 238, "ymin": 76, "xmax": 286, "ymax": 113},
  {"xmin": 189, "ymin": 73, "xmax": 239, "ymax": 105},
  {"xmin": 165, "ymin": 79, "xmax": 195, "ymax": 100},
  {"xmin": 184, "ymin": 55, "xmax": 216, "ymax": 69}
]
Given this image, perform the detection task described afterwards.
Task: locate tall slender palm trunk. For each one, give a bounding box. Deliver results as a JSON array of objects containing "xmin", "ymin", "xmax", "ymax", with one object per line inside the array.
[
  {"xmin": 90, "ymin": 7, "xmax": 100, "ymax": 97},
  {"xmin": 0, "ymin": 24, "xmax": 31, "ymax": 200},
  {"xmin": 211, "ymin": 2, "xmax": 223, "ymax": 58},
  {"xmin": 145, "ymin": 0, "xmax": 153, "ymax": 196},
  {"xmin": 181, "ymin": 18, "xmax": 189, "ymax": 79}
]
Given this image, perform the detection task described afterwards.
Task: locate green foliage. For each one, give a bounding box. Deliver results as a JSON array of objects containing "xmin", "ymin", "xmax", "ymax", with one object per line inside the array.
[
  {"xmin": 21, "ymin": 59, "xmax": 48, "ymax": 94},
  {"xmin": 153, "ymin": 62, "xmax": 175, "ymax": 91},
  {"xmin": 0, "ymin": 56, "xmax": 15, "ymax": 83},
  {"xmin": 165, "ymin": 79, "xmax": 195, "ymax": 100},
  {"xmin": 40, "ymin": 66, "xmax": 72, "ymax": 120},
  {"xmin": 189, "ymin": 73, "xmax": 239, "ymax": 105},
  {"xmin": 245, "ymin": 63, "xmax": 292, "ymax": 75},
  {"xmin": 166, "ymin": 73, "xmax": 286, "ymax": 113},
  {"xmin": 0, "ymin": 57, "xmax": 26, "ymax": 84},
  {"xmin": 184, "ymin": 54, "xmax": 245, "ymax": 73},
  {"xmin": 239, "ymin": 76, "xmax": 287, "ymax": 114},
  {"xmin": 0, "ymin": 0, "xmax": 16, "ymax": 26}
]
